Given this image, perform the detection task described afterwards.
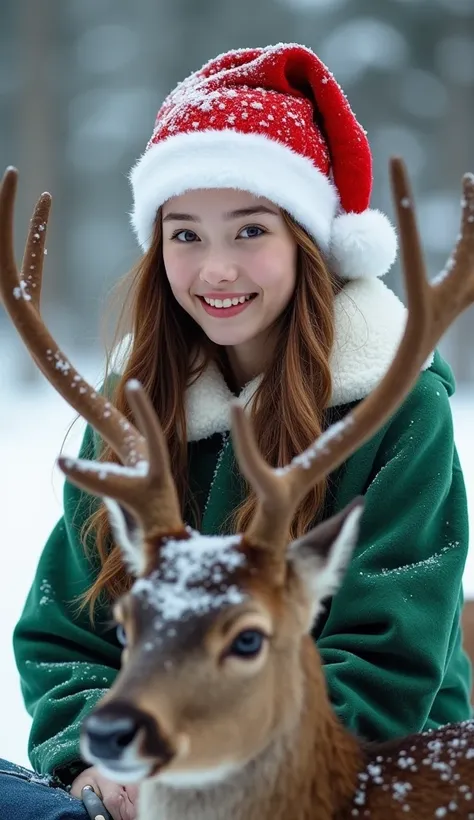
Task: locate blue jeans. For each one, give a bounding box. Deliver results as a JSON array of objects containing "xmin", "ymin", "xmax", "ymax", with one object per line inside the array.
[{"xmin": 0, "ymin": 758, "xmax": 88, "ymax": 819}]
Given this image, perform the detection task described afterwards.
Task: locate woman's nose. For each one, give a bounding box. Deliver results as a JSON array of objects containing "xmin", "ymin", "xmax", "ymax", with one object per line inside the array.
[{"xmin": 199, "ymin": 256, "xmax": 239, "ymax": 285}]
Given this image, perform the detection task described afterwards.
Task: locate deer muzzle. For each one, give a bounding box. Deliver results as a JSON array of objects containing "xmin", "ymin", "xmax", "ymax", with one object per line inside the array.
[{"xmin": 81, "ymin": 700, "xmax": 175, "ymax": 782}]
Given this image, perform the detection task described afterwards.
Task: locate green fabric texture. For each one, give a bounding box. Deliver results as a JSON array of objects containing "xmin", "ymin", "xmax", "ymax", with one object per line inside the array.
[{"xmin": 13, "ymin": 350, "xmax": 472, "ymax": 781}]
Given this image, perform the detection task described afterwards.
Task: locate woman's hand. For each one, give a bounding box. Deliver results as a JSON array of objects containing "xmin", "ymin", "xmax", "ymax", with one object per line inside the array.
[{"xmin": 71, "ymin": 766, "xmax": 139, "ymax": 820}]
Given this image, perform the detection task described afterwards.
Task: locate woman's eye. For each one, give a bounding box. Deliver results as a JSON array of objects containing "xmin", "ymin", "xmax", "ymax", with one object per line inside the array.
[
  {"xmin": 239, "ymin": 225, "xmax": 265, "ymax": 239},
  {"xmin": 173, "ymin": 229, "xmax": 199, "ymax": 243},
  {"xmin": 229, "ymin": 629, "xmax": 265, "ymax": 659},
  {"xmin": 116, "ymin": 624, "xmax": 127, "ymax": 647}
]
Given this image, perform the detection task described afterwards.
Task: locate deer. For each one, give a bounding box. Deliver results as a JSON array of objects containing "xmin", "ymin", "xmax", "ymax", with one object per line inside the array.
[{"xmin": 1, "ymin": 159, "xmax": 474, "ymax": 820}]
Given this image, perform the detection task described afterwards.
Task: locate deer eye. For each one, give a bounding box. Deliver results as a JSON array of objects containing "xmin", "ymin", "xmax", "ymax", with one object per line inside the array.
[
  {"xmin": 116, "ymin": 624, "xmax": 128, "ymax": 647},
  {"xmin": 229, "ymin": 629, "xmax": 265, "ymax": 658}
]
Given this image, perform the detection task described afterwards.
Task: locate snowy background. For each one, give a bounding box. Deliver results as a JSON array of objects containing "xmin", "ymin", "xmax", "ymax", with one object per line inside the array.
[
  {"xmin": 0, "ymin": 346, "xmax": 96, "ymax": 767},
  {"xmin": 1, "ymin": 344, "xmax": 474, "ymax": 768}
]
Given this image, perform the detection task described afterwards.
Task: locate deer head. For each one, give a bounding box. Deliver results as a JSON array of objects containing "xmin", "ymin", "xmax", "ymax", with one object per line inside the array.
[{"xmin": 1, "ymin": 160, "xmax": 474, "ymax": 791}]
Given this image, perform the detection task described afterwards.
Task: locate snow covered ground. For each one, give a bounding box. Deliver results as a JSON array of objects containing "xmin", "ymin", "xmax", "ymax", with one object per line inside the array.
[{"xmin": 1, "ymin": 351, "xmax": 473, "ymax": 768}]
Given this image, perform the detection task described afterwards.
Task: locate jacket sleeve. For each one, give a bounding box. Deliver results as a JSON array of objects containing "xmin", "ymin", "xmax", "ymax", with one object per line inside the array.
[
  {"xmin": 13, "ymin": 423, "xmax": 122, "ymax": 783},
  {"xmin": 318, "ymin": 367, "xmax": 472, "ymax": 741}
]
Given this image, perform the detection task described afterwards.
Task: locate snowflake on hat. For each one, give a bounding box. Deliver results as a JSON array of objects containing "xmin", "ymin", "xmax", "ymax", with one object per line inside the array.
[{"xmin": 129, "ymin": 43, "xmax": 398, "ymax": 281}]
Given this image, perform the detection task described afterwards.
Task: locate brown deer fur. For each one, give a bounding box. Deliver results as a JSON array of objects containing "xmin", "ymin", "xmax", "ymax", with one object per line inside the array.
[{"xmin": 462, "ymin": 600, "xmax": 474, "ymax": 704}]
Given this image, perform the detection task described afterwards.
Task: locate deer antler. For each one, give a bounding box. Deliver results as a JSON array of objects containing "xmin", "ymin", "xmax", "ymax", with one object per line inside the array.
[
  {"xmin": 231, "ymin": 158, "xmax": 474, "ymax": 550},
  {"xmin": 0, "ymin": 167, "xmax": 183, "ymax": 535}
]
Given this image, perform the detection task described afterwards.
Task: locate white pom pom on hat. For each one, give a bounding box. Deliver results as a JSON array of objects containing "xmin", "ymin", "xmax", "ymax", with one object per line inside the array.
[
  {"xmin": 329, "ymin": 209, "xmax": 398, "ymax": 280},
  {"xmin": 129, "ymin": 43, "xmax": 398, "ymax": 280}
]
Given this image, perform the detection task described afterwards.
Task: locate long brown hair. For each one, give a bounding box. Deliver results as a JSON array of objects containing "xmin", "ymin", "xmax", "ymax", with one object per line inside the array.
[{"xmin": 79, "ymin": 210, "xmax": 341, "ymax": 619}]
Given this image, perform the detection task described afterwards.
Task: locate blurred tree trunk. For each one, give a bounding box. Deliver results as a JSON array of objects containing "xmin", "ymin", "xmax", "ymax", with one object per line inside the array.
[{"xmin": 14, "ymin": 0, "xmax": 61, "ymax": 383}]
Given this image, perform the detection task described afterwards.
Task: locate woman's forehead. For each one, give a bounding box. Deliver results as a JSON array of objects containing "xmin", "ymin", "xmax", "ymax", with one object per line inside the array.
[{"xmin": 162, "ymin": 188, "xmax": 279, "ymax": 217}]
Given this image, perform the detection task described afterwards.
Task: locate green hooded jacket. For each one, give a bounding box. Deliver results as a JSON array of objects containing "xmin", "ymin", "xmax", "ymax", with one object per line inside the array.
[{"xmin": 13, "ymin": 278, "xmax": 472, "ymax": 784}]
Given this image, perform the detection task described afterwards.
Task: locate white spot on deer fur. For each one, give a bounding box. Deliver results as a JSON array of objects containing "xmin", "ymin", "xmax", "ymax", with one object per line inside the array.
[
  {"xmin": 132, "ymin": 531, "xmax": 245, "ymax": 622},
  {"xmin": 392, "ymin": 781, "xmax": 412, "ymax": 801},
  {"xmin": 354, "ymin": 786, "xmax": 366, "ymax": 806},
  {"xmin": 398, "ymin": 756, "xmax": 416, "ymax": 769},
  {"xmin": 352, "ymin": 720, "xmax": 474, "ymax": 814},
  {"xmin": 158, "ymin": 759, "xmax": 239, "ymax": 789}
]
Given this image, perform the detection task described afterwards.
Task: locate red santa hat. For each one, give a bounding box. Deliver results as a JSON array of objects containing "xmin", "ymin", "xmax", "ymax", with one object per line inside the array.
[{"xmin": 129, "ymin": 43, "xmax": 397, "ymax": 280}]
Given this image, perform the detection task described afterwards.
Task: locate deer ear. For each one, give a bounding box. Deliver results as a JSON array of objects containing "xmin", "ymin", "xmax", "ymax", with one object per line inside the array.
[
  {"xmin": 288, "ymin": 497, "xmax": 364, "ymax": 624},
  {"xmin": 103, "ymin": 498, "xmax": 145, "ymax": 576}
]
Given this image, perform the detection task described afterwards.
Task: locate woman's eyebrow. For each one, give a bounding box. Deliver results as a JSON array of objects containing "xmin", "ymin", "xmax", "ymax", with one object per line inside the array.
[
  {"xmin": 162, "ymin": 206, "xmax": 279, "ymax": 223},
  {"xmin": 162, "ymin": 212, "xmax": 199, "ymax": 222},
  {"xmin": 223, "ymin": 206, "xmax": 279, "ymax": 219}
]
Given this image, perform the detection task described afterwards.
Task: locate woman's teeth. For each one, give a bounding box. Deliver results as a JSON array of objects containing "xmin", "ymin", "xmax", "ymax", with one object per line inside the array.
[{"xmin": 202, "ymin": 295, "xmax": 254, "ymax": 308}]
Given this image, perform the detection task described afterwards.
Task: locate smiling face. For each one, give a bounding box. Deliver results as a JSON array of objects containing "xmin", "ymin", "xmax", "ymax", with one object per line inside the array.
[{"xmin": 161, "ymin": 189, "xmax": 298, "ymax": 373}]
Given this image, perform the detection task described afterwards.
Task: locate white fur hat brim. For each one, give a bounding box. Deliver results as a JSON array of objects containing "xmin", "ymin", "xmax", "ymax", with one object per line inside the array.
[{"xmin": 129, "ymin": 129, "xmax": 398, "ymax": 279}]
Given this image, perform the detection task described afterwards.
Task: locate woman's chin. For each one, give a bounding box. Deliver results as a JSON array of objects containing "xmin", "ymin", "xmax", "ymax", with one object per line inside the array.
[{"xmin": 199, "ymin": 323, "xmax": 260, "ymax": 348}]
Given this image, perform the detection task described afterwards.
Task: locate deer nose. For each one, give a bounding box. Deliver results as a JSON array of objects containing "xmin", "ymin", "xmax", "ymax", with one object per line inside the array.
[{"xmin": 84, "ymin": 714, "xmax": 139, "ymax": 760}]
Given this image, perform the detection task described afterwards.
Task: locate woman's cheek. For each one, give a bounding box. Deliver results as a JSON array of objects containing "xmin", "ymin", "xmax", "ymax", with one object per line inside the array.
[
  {"xmin": 244, "ymin": 251, "xmax": 274, "ymax": 286},
  {"xmin": 165, "ymin": 257, "xmax": 195, "ymax": 296}
]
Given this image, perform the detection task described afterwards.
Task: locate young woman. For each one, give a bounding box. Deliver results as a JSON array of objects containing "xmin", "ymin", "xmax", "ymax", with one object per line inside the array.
[{"xmin": 3, "ymin": 43, "xmax": 471, "ymax": 820}]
